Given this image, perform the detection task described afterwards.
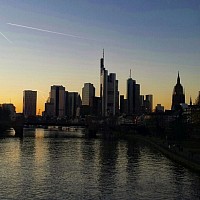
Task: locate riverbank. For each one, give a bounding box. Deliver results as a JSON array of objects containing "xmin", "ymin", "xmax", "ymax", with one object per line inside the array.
[{"xmin": 126, "ymin": 134, "xmax": 200, "ymax": 173}]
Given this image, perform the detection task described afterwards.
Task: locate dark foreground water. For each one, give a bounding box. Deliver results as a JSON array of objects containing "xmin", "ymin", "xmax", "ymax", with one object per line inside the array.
[{"xmin": 0, "ymin": 128, "xmax": 200, "ymax": 200}]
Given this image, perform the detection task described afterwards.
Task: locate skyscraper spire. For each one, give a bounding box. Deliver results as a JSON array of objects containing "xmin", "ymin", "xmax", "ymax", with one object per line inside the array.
[
  {"xmin": 100, "ymin": 49, "xmax": 104, "ymax": 71},
  {"xmin": 172, "ymin": 71, "xmax": 185, "ymax": 109},
  {"xmin": 130, "ymin": 69, "xmax": 131, "ymax": 78},
  {"xmin": 177, "ymin": 71, "xmax": 180, "ymax": 84},
  {"xmin": 190, "ymin": 96, "xmax": 192, "ymax": 106}
]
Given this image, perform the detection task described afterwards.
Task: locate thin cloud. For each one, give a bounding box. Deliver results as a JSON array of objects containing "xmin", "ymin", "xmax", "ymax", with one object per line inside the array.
[
  {"xmin": 0, "ymin": 31, "xmax": 12, "ymax": 43},
  {"xmin": 7, "ymin": 22, "xmax": 95, "ymax": 41}
]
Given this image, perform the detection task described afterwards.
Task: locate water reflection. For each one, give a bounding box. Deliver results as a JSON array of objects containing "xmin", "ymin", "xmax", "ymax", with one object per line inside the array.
[
  {"xmin": 125, "ymin": 140, "xmax": 141, "ymax": 198},
  {"xmin": 79, "ymin": 139, "xmax": 100, "ymax": 198},
  {"xmin": 0, "ymin": 128, "xmax": 200, "ymax": 200},
  {"xmin": 98, "ymin": 140, "xmax": 118, "ymax": 198},
  {"xmin": 23, "ymin": 127, "xmax": 84, "ymax": 139}
]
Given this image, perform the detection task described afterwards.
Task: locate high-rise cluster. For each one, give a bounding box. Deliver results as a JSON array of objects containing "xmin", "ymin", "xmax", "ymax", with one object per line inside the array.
[
  {"xmin": 22, "ymin": 51, "xmax": 155, "ymax": 119},
  {"xmin": 44, "ymin": 85, "xmax": 81, "ymax": 119},
  {"xmin": 119, "ymin": 71, "xmax": 153, "ymax": 115}
]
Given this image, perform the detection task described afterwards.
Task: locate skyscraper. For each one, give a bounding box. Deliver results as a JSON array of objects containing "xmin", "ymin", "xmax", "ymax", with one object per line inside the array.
[
  {"xmin": 50, "ymin": 85, "xmax": 66, "ymax": 117},
  {"xmin": 146, "ymin": 94, "xmax": 153, "ymax": 112},
  {"xmin": 82, "ymin": 83, "xmax": 95, "ymax": 107},
  {"xmin": 44, "ymin": 97, "xmax": 54, "ymax": 117},
  {"xmin": 23, "ymin": 90, "xmax": 37, "ymax": 118},
  {"xmin": 195, "ymin": 91, "xmax": 200, "ymax": 105},
  {"xmin": 127, "ymin": 70, "xmax": 140, "ymax": 115},
  {"xmin": 171, "ymin": 72, "xmax": 185, "ymax": 109},
  {"xmin": 120, "ymin": 95, "xmax": 128, "ymax": 114},
  {"xmin": 2, "ymin": 103, "xmax": 16, "ymax": 121},
  {"xmin": 100, "ymin": 50, "xmax": 108, "ymax": 116},
  {"xmin": 107, "ymin": 73, "xmax": 119, "ymax": 116},
  {"xmin": 100, "ymin": 50, "xmax": 119, "ymax": 116},
  {"xmin": 67, "ymin": 92, "xmax": 81, "ymax": 118}
]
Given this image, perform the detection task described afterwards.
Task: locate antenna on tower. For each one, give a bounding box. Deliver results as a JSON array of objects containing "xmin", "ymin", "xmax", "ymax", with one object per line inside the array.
[
  {"xmin": 190, "ymin": 96, "xmax": 192, "ymax": 106},
  {"xmin": 103, "ymin": 49, "xmax": 104, "ymax": 59},
  {"xmin": 130, "ymin": 69, "xmax": 132, "ymax": 78}
]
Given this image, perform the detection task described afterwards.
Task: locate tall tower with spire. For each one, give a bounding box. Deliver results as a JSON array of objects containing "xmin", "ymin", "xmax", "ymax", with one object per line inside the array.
[
  {"xmin": 100, "ymin": 49, "xmax": 108, "ymax": 116},
  {"xmin": 100, "ymin": 50, "xmax": 119, "ymax": 116},
  {"xmin": 171, "ymin": 72, "xmax": 185, "ymax": 109}
]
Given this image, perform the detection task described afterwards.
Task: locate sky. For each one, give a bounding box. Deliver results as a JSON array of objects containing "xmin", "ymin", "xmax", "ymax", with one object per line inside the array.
[{"xmin": 0, "ymin": 0, "xmax": 200, "ymax": 113}]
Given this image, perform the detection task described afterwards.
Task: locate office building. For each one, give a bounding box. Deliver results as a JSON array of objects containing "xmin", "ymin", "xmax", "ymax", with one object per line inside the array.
[
  {"xmin": 67, "ymin": 92, "xmax": 81, "ymax": 118},
  {"xmin": 140, "ymin": 95, "xmax": 144, "ymax": 107},
  {"xmin": 23, "ymin": 90, "xmax": 37, "ymax": 118},
  {"xmin": 120, "ymin": 95, "xmax": 128, "ymax": 114},
  {"xmin": 44, "ymin": 97, "xmax": 54, "ymax": 117},
  {"xmin": 50, "ymin": 85, "xmax": 66, "ymax": 117},
  {"xmin": 100, "ymin": 50, "xmax": 108, "ymax": 116},
  {"xmin": 155, "ymin": 104, "xmax": 164, "ymax": 113},
  {"xmin": 2, "ymin": 103, "xmax": 16, "ymax": 121},
  {"xmin": 107, "ymin": 73, "xmax": 119, "ymax": 116},
  {"xmin": 100, "ymin": 50, "xmax": 119, "ymax": 116},
  {"xmin": 127, "ymin": 70, "xmax": 140, "ymax": 115},
  {"xmin": 146, "ymin": 94, "xmax": 153, "ymax": 112},
  {"xmin": 82, "ymin": 83, "xmax": 95, "ymax": 107},
  {"xmin": 195, "ymin": 91, "xmax": 200, "ymax": 105},
  {"xmin": 92, "ymin": 97, "xmax": 101, "ymax": 116}
]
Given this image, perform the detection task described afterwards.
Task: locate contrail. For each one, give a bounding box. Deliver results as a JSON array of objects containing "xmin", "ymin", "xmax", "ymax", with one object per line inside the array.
[
  {"xmin": 7, "ymin": 22, "xmax": 94, "ymax": 41},
  {"xmin": 0, "ymin": 31, "xmax": 12, "ymax": 43}
]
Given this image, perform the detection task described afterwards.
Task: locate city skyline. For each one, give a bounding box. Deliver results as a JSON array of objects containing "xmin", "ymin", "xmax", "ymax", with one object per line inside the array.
[{"xmin": 0, "ymin": 1, "xmax": 199, "ymax": 112}]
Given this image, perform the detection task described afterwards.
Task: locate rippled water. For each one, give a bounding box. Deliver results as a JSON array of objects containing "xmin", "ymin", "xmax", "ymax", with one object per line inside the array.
[{"xmin": 0, "ymin": 128, "xmax": 200, "ymax": 199}]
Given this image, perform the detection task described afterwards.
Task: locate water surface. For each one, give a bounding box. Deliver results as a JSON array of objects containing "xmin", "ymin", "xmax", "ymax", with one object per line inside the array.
[{"xmin": 0, "ymin": 128, "xmax": 200, "ymax": 199}]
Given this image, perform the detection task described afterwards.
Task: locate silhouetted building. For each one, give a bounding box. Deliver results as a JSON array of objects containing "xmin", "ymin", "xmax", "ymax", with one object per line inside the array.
[
  {"xmin": 2, "ymin": 103, "xmax": 16, "ymax": 121},
  {"xmin": 82, "ymin": 83, "xmax": 95, "ymax": 107},
  {"xmin": 100, "ymin": 50, "xmax": 119, "ymax": 116},
  {"xmin": 195, "ymin": 91, "xmax": 200, "ymax": 105},
  {"xmin": 140, "ymin": 95, "xmax": 144, "ymax": 107},
  {"xmin": 107, "ymin": 73, "xmax": 119, "ymax": 116},
  {"xmin": 44, "ymin": 97, "xmax": 54, "ymax": 117},
  {"xmin": 155, "ymin": 104, "xmax": 164, "ymax": 113},
  {"xmin": 120, "ymin": 95, "xmax": 125, "ymax": 114},
  {"xmin": 100, "ymin": 50, "xmax": 108, "ymax": 116},
  {"xmin": 127, "ymin": 70, "xmax": 140, "ymax": 114},
  {"xmin": 139, "ymin": 94, "xmax": 153, "ymax": 114},
  {"xmin": 146, "ymin": 94, "xmax": 153, "ymax": 112},
  {"xmin": 67, "ymin": 92, "xmax": 81, "ymax": 118},
  {"xmin": 93, "ymin": 97, "xmax": 101, "ymax": 116},
  {"xmin": 50, "ymin": 85, "xmax": 66, "ymax": 117},
  {"xmin": 23, "ymin": 90, "xmax": 37, "ymax": 118},
  {"xmin": 171, "ymin": 72, "xmax": 185, "ymax": 109},
  {"xmin": 120, "ymin": 95, "xmax": 128, "ymax": 114}
]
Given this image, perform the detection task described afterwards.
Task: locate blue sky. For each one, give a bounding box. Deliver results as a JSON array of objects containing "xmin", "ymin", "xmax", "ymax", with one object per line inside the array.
[{"xmin": 0, "ymin": 0, "xmax": 200, "ymax": 112}]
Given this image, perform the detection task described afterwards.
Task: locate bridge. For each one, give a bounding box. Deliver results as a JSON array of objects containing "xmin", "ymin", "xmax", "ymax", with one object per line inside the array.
[
  {"xmin": 12, "ymin": 118, "xmax": 140, "ymax": 138},
  {"xmin": 24, "ymin": 121, "xmax": 86, "ymax": 128}
]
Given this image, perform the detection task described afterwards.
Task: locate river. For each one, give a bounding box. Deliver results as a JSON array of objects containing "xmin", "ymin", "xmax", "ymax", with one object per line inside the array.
[{"xmin": 0, "ymin": 128, "xmax": 200, "ymax": 199}]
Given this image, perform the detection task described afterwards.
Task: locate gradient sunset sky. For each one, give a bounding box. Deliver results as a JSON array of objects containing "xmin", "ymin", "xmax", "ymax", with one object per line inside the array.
[{"xmin": 0, "ymin": 0, "xmax": 200, "ymax": 113}]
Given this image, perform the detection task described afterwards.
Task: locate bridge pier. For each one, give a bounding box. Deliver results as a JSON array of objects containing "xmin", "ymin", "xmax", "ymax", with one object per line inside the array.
[
  {"xmin": 14, "ymin": 126, "xmax": 24, "ymax": 137},
  {"xmin": 12, "ymin": 117, "xmax": 24, "ymax": 137}
]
